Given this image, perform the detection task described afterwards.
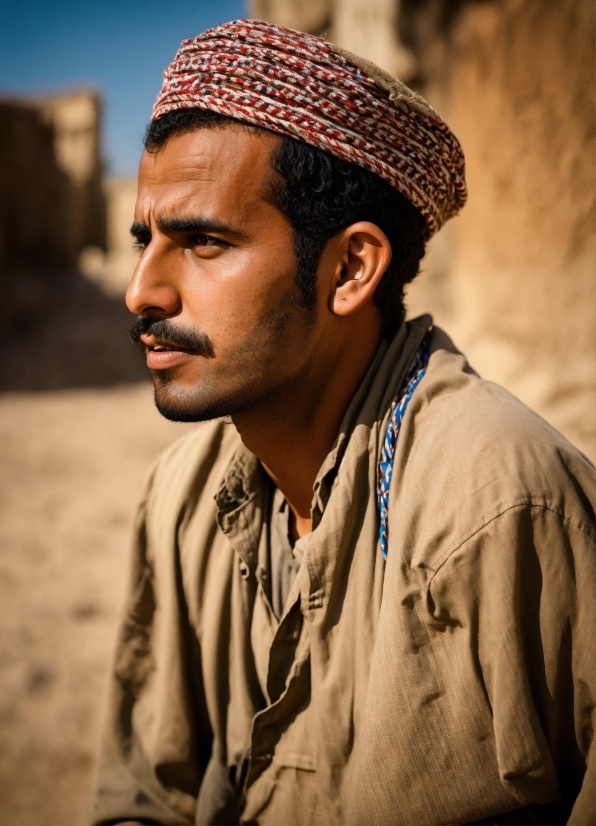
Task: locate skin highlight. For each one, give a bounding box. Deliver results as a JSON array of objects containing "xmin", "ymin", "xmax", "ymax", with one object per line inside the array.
[{"xmin": 127, "ymin": 126, "xmax": 392, "ymax": 539}]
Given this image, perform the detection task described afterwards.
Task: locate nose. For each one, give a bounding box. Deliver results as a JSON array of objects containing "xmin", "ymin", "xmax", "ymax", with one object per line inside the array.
[{"xmin": 126, "ymin": 243, "xmax": 181, "ymax": 318}]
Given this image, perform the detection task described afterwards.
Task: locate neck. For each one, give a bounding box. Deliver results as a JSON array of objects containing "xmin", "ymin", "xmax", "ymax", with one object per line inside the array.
[{"xmin": 232, "ymin": 327, "xmax": 383, "ymax": 538}]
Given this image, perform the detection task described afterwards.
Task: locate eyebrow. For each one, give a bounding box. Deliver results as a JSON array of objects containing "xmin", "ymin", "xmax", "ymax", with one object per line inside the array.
[
  {"xmin": 130, "ymin": 216, "xmax": 247, "ymax": 239},
  {"xmin": 130, "ymin": 221, "xmax": 150, "ymax": 237}
]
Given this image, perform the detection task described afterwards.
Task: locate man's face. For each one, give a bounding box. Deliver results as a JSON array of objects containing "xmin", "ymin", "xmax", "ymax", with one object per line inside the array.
[{"xmin": 128, "ymin": 127, "xmax": 318, "ymax": 422}]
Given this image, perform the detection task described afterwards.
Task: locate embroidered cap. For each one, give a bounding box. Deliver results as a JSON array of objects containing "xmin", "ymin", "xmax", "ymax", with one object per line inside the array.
[{"xmin": 152, "ymin": 18, "xmax": 467, "ymax": 239}]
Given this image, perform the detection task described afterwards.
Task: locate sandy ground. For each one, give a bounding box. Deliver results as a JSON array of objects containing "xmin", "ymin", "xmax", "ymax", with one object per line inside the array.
[{"xmin": 0, "ymin": 383, "xmax": 193, "ymax": 825}]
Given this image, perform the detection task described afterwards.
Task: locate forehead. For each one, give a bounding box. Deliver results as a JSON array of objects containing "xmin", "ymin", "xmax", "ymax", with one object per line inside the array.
[{"xmin": 136, "ymin": 126, "xmax": 279, "ymax": 220}]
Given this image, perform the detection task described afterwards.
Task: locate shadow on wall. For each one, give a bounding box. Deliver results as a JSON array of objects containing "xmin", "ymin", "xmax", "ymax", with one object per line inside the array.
[
  {"xmin": 0, "ymin": 92, "xmax": 146, "ymax": 391},
  {"xmin": 0, "ymin": 272, "xmax": 146, "ymax": 391}
]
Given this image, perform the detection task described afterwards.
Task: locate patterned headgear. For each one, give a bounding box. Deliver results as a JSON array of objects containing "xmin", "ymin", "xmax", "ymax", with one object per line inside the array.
[{"xmin": 152, "ymin": 19, "xmax": 467, "ymax": 238}]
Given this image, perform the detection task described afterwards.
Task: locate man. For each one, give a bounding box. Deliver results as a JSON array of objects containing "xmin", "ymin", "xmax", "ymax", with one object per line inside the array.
[{"xmin": 93, "ymin": 19, "xmax": 595, "ymax": 826}]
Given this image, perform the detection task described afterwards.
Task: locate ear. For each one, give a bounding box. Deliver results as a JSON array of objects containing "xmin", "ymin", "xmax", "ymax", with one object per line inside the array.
[{"xmin": 328, "ymin": 222, "xmax": 392, "ymax": 318}]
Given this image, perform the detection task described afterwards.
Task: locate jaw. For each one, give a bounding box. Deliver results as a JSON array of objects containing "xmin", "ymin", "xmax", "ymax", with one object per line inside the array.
[
  {"xmin": 150, "ymin": 332, "xmax": 315, "ymax": 425},
  {"xmin": 149, "ymin": 281, "xmax": 321, "ymax": 423}
]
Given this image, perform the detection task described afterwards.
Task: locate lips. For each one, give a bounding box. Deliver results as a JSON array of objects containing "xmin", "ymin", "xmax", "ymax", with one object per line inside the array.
[{"xmin": 140, "ymin": 335, "xmax": 197, "ymax": 369}]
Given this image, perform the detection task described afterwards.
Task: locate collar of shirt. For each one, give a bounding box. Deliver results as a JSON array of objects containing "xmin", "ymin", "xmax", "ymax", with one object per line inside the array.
[{"xmin": 213, "ymin": 315, "xmax": 431, "ymax": 565}]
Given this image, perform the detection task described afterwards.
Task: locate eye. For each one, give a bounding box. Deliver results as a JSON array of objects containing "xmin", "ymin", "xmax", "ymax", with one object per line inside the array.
[
  {"xmin": 193, "ymin": 234, "xmax": 226, "ymax": 248},
  {"xmin": 132, "ymin": 234, "xmax": 151, "ymax": 252}
]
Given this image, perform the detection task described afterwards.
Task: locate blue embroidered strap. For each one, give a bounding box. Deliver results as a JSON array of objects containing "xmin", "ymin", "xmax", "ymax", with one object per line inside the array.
[{"xmin": 377, "ymin": 333, "xmax": 431, "ymax": 559}]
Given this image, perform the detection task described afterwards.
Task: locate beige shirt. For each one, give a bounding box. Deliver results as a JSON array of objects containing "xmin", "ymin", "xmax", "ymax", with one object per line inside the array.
[{"xmin": 93, "ymin": 317, "xmax": 596, "ymax": 825}]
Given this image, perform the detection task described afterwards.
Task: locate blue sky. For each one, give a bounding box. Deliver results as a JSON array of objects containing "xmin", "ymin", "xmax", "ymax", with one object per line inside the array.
[{"xmin": 0, "ymin": 0, "xmax": 247, "ymax": 175}]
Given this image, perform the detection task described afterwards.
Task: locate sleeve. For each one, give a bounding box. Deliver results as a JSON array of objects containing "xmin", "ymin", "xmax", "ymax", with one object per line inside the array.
[
  {"xmin": 428, "ymin": 503, "xmax": 596, "ymax": 825},
  {"xmin": 91, "ymin": 469, "xmax": 212, "ymax": 825}
]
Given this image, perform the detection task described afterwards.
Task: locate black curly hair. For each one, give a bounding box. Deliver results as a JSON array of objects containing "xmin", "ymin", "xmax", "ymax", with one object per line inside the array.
[{"xmin": 144, "ymin": 108, "xmax": 426, "ymax": 334}]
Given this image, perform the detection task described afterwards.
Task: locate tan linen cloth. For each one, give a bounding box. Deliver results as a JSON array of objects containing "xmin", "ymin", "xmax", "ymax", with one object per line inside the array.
[{"xmin": 92, "ymin": 317, "xmax": 596, "ymax": 826}]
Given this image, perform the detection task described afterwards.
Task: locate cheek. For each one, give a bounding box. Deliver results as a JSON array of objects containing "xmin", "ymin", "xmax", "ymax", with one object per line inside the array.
[{"xmin": 179, "ymin": 247, "xmax": 298, "ymax": 342}]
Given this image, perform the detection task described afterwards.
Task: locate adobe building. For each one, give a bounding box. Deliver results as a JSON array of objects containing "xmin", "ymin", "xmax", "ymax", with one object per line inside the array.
[
  {"xmin": 0, "ymin": 90, "xmax": 106, "ymax": 329},
  {"xmin": 252, "ymin": 0, "xmax": 596, "ymax": 461}
]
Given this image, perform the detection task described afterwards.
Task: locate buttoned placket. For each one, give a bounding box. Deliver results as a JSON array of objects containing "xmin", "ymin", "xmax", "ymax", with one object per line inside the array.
[
  {"xmin": 244, "ymin": 527, "xmax": 317, "ymax": 795},
  {"xmin": 214, "ymin": 403, "xmax": 383, "ymax": 807},
  {"xmin": 243, "ymin": 472, "xmax": 346, "ymax": 801},
  {"xmin": 214, "ymin": 449, "xmax": 314, "ymax": 798}
]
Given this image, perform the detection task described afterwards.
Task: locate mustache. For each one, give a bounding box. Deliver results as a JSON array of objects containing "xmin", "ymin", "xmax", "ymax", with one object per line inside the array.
[{"xmin": 129, "ymin": 316, "xmax": 215, "ymax": 358}]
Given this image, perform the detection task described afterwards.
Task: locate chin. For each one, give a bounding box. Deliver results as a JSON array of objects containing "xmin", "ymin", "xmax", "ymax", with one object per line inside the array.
[
  {"xmin": 152, "ymin": 372, "xmax": 244, "ymax": 422},
  {"xmin": 153, "ymin": 389, "xmax": 226, "ymax": 422}
]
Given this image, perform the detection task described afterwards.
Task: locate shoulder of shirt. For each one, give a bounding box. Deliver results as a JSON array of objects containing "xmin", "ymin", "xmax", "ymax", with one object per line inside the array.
[{"xmin": 390, "ymin": 325, "xmax": 596, "ymax": 565}]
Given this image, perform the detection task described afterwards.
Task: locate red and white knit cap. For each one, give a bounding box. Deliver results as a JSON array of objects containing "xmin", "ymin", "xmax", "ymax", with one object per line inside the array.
[{"xmin": 152, "ymin": 19, "xmax": 467, "ymax": 239}]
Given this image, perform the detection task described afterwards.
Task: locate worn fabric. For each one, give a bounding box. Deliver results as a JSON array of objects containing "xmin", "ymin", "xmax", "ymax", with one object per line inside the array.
[
  {"xmin": 151, "ymin": 19, "xmax": 467, "ymax": 239},
  {"xmin": 92, "ymin": 316, "xmax": 596, "ymax": 826}
]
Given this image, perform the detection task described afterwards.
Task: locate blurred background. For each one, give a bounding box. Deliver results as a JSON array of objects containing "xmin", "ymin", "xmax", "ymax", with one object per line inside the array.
[{"xmin": 0, "ymin": 0, "xmax": 594, "ymax": 823}]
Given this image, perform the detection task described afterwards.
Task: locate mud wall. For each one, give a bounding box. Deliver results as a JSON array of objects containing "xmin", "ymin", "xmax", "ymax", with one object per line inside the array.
[
  {"xmin": 403, "ymin": 0, "xmax": 595, "ymax": 459},
  {"xmin": 251, "ymin": 0, "xmax": 596, "ymax": 460},
  {"xmin": 79, "ymin": 176, "xmax": 139, "ymax": 297},
  {"xmin": 0, "ymin": 91, "xmax": 106, "ymax": 330}
]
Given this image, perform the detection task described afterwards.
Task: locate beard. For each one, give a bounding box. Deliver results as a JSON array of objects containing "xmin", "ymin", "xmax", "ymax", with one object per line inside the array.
[
  {"xmin": 150, "ymin": 364, "xmax": 263, "ymax": 423},
  {"xmin": 129, "ymin": 283, "xmax": 316, "ymax": 423}
]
